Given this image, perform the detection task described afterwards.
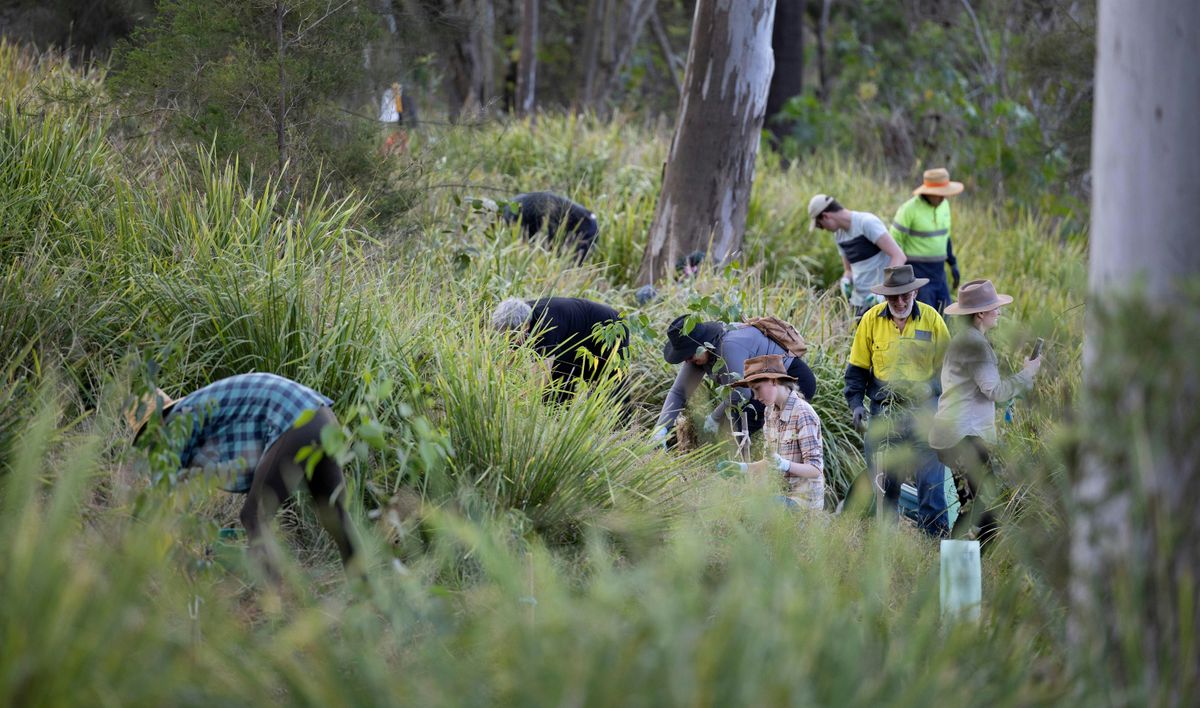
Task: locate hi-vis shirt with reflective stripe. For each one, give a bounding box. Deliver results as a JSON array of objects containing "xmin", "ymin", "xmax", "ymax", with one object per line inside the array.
[{"xmin": 890, "ymin": 196, "xmax": 951, "ymax": 262}]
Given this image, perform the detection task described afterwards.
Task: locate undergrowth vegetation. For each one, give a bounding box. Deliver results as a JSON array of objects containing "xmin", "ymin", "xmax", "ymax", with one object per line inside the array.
[{"xmin": 1, "ymin": 42, "xmax": 1092, "ymax": 704}]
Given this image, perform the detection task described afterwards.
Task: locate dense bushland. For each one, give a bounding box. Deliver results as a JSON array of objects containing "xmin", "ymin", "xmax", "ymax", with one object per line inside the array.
[{"xmin": 1, "ymin": 42, "xmax": 1093, "ymax": 704}]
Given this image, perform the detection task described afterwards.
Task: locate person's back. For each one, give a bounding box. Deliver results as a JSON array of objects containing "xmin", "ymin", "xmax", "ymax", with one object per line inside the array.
[
  {"xmin": 503, "ymin": 192, "xmax": 599, "ymax": 263},
  {"xmin": 528, "ymin": 297, "xmax": 625, "ymax": 383},
  {"xmin": 166, "ymin": 372, "xmax": 333, "ymax": 492}
]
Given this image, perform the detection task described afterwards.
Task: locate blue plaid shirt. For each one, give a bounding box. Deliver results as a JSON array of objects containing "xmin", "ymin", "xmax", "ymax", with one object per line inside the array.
[{"xmin": 164, "ymin": 373, "xmax": 333, "ymax": 493}]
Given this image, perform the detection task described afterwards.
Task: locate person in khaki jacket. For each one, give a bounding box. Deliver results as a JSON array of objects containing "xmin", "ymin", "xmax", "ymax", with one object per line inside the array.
[{"xmin": 929, "ymin": 280, "xmax": 1043, "ymax": 547}]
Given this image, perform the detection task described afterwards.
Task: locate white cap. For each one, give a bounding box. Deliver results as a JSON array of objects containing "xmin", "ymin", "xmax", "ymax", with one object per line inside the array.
[{"xmin": 807, "ymin": 194, "xmax": 835, "ymax": 231}]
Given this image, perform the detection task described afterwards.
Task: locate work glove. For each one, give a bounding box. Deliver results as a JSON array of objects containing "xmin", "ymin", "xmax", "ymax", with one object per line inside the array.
[
  {"xmin": 839, "ymin": 277, "xmax": 853, "ymax": 300},
  {"xmin": 717, "ymin": 460, "xmax": 748, "ymax": 477},
  {"xmin": 951, "ymin": 265, "xmax": 961, "ymax": 291},
  {"xmin": 703, "ymin": 416, "xmax": 720, "ymax": 435},
  {"xmin": 651, "ymin": 426, "xmax": 669, "ymax": 449},
  {"xmin": 773, "ymin": 453, "xmax": 791, "ymax": 473},
  {"xmin": 851, "ymin": 405, "xmax": 868, "ymax": 432}
]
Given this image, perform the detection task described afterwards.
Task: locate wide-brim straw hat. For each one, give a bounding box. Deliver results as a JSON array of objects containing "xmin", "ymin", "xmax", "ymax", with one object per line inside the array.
[
  {"xmin": 727, "ymin": 354, "xmax": 796, "ymax": 388},
  {"xmin": 944, "ymin": 279, "xmax": 1014, "ymax": 315},
  {"xmin": 807, "ymin": 193, "xmax": 835, "ymax": 231},
  {"xmin": 869, "ymin": 265, "xmax": 929, "ymax": 296},
  {"xmin": 125, "ymin": 388, "xmax": 176, "ymax": 438},
  {"xmin": 913, "ymin": 167, "xmax": 964, "ymax": 197}
]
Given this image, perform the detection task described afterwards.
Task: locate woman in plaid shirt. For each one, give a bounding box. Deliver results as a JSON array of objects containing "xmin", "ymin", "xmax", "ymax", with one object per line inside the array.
[{"xmin": 724, "ymin": 354, "xmax": 825, "ymax": 509}]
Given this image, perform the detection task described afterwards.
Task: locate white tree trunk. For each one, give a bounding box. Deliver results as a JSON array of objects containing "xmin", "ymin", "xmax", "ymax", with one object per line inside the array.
[
  {"xmin": 637, "ymin": 0, "xmax": 777, "ymax": 284},
  {"xmin": 1073, "ymin": 0, "xmax": 1200, "ymax": 691}
]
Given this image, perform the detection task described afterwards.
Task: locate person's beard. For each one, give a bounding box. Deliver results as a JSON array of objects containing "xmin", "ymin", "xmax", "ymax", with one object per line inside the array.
[{"xmin": 888, "ymin": 299, "xmax": 914, "ymax": 319}]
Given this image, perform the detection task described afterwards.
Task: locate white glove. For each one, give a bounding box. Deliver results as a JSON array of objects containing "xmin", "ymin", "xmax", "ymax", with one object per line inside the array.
[
  {"xmin": 703, "ymin": 416, "xmax": 720, "ymax": 435},
  {"xmin": 651, "ymin": 426, "xmax": 669, "ymax": 447},
  {"xmin": 774, "ymin": 453, "xmax": 791, "ymax": 473}
]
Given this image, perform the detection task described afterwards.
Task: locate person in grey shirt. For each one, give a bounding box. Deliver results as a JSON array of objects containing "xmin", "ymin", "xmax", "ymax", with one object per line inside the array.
[
  {"xmin": 808, "ymin": 194, "xmax": 907, "ymax": 317},
  {"xmin": 929, "ymin": 280, "xmax": 1042, "ymax": 546},
  {"xmin": 652, "ymin": 315, "xmax": 816, "ymax": 446}
]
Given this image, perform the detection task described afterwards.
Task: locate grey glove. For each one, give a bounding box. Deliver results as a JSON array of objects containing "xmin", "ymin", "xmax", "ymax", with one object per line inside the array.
[{"xmin": 852, "ymin": 405, "xmax": 868, "ymax": 432}]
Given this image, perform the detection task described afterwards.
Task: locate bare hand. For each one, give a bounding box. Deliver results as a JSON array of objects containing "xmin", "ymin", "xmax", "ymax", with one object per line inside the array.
[{"xmin": 1024, "ymin": 355, "xmax": 1043, "ymax": 377}]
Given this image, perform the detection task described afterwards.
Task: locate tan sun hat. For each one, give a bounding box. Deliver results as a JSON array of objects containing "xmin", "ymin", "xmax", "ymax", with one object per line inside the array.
[
  {"xmin": 124, "ymin": 387, "xmax": 176, "ymax": 437},
  {"xmin": 912, "ymin": 168, "xmax": 964, "ymax": 197},
  {"xmin": 944, "ymin": 279, "xmax": 1013, "ymax": 315},
  {"xmin": 727, "ymin": 354, "xmax": 797, "ymax": 388},
  {"xmin": 807, "ymin": 193, "xmax": 835, "ymax": 231}
]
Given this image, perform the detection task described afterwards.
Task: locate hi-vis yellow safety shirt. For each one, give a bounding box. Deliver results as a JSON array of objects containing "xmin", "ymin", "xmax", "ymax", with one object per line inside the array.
[
  {"xmin": 890, "ymin": 196, "xmax": 951, "ymax": 263},
  {"xmin": 843, "ymin": 301, "xmax": 950, "ymax": 411}
]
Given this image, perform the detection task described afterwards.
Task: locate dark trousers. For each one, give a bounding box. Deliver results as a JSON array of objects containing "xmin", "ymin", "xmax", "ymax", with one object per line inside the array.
[
  {"xmin": 242, "ymin": 406, "xmax": 356, "ymax": 568},
  {"xmin": 909, "ymin": 261, "xmax": 952, "ymax": 313},
  {"xmin": 864, "ymin": 399, "xmax": 948, "ymax": 536},
  {"xmin": 734, "ymin": 358, "xmax": 818, "ymax": 436},
  {"xmin": 936, "ymin": 436, "xmax": 999, "ymax": 548}
]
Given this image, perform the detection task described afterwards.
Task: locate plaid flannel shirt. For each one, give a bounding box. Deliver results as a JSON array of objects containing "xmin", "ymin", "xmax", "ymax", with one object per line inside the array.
[
  {"xmin": 164, "ymin": 373, "xmax": 333, "ymax": 493},
  {"xmin": 765, "ymin": 390, "xmax": 825, "ymax": 509}
]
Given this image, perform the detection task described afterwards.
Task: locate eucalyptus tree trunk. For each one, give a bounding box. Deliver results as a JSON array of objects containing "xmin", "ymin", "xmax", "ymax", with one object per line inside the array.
[
  {"xmin": 637, "ymin": 0, "xmax": 777, "ymax": 284},
  {"xmin": 1072, "ymin": 0, "xmax": 1200, "ymax": 697},
  {"xmin": 516, "ymin": 0, "xmax": 538, "ymax": 119},
  {"xmin": 766, "ymin": 0, "xmax": 804, "ymax": 148}
]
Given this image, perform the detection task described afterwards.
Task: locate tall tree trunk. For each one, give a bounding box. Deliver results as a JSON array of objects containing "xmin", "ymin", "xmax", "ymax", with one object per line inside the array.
[
  {"xmin": 815, "ymin": 0, "xmax": 831, "ymax": 103},
  {"xmin": 576, "ymin": 0, "xmax": 655, "ymax": 115},
  {"xmin": 766, "ymin": 0, "xmax": 804, "ymax": 148},
  {"xmin": 637, "ymin": 0, "xmax": 777, "ymax": 284},
  {"xmin": 275, "ymin": 0, "xmax": 287, "ymax": 175},
  {"xmin": 579, "ymin": 0, "xmax": 605, "ymax": 107},
  {"xmin": 1072, "ymin": 0, "xmax": 1200, "ymax": 698},
  {"xmin": 517, "ymin": 0, "xmax": 538, "ymax": 118},
  {"xmin": 650, "ymin": 8, "xmax": 683, "ymax": 97}
]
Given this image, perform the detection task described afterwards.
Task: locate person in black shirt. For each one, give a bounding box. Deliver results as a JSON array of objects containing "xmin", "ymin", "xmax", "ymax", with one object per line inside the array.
[
  {"xmin": 491, "ymin": 297, "xmax": 628, "ymax": 403},
  {"xmin": 501, "ymin": 192, "xmax": 599, "ymax": 264}
]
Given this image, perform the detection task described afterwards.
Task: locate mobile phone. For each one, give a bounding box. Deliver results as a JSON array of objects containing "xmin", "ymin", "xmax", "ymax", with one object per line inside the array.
[{"xmin": 1030, "ymin": 337, "xmax": 1044, "ymax": 359}]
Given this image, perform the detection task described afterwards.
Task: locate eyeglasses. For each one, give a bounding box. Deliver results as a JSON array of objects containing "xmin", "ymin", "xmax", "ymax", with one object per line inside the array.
[{"xmin": 884, "ymin": 292, "xmax": 916, "ymax": 302}]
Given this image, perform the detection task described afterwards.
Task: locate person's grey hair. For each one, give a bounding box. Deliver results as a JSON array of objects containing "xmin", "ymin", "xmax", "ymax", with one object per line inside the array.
[{"xmin": 492, "ymin": 298, "xmax": 533, "ymax": 331}]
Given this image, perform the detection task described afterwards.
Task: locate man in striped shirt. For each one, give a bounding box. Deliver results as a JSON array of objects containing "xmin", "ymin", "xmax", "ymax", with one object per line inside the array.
[{"xmin": 809, "ymin": 194, "xmax": 907, "ymax": 317}]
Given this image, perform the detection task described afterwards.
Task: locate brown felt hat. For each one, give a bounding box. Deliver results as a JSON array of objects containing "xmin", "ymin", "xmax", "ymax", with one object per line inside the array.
[
  {"xmin": 727, "ymin": 354, "xmax": 796, "ymax": 388},
  {"xmin": 944, "ymin": 279, "xmax": 1013, "ymax": 315},
  {"xmin": 869, "ymin": 265, "xmax": 929, "ymax": 296},
  {"xmin": 912, "ymin": 168, "xmax": 964, "ymax": 197}
]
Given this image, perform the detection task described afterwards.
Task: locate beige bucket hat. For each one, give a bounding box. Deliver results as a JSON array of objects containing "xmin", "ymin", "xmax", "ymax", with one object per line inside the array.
[{"xmin": 944, "ymin": 279, "xmax": 1013, "ymax": 315}]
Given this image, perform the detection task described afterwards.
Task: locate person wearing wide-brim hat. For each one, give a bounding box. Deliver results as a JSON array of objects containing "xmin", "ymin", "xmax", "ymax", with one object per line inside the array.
[
  {"xmin": 930, "ymin": 280, "xmax": 1043, "ymax": 548},
  {"xmin": 843, "ymin": 265, "xmax": 952, "ymax": 535},
  {"xmin": 126, "ymin": 373, "xmax": 359, "ymax": 577},
  {"xmin": 716, "ymin": 355, "xmax": 826, "ymax": 510},
  {"xmin": 889, "ymin": 167, "xmax": 965, "ymax": 314},
  {"xmin": 807, "ymin": 193, "xmax": 907, "ymax": 317},
  {"xmin": 652, "ymin": 315, "xmax": 817, "ymax": 447}
]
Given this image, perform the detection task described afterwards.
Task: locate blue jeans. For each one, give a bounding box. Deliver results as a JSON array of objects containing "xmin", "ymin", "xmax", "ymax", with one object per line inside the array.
[{"xmin": 864, "ymin": 401, "xmax": 949, "ymax": 537}]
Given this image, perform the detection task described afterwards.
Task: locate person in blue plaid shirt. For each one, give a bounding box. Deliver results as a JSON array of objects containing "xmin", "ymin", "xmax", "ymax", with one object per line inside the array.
[{"xmin": 129, "ymin": 372, "xmax": 356, "ymax": 571}]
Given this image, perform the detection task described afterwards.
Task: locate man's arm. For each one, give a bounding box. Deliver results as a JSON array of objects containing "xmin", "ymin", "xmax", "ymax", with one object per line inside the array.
[
  {"xmin": 877, "ymin": 232, "xmax": 907, "ymax": 268},
  {"xmin": 843, "ymin": 320, "xmax": 875, "ymax": 411},
  {"xmin": 946, "ymin": 237, "xmax": 960, "ymax": 289},
  {"xmin": 655, "ymin": 362, "xmax": 705, "ymax": 429},
  {"xmin": 840, "ymin": 251, "xmax": 853, "ymax": 280}
]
